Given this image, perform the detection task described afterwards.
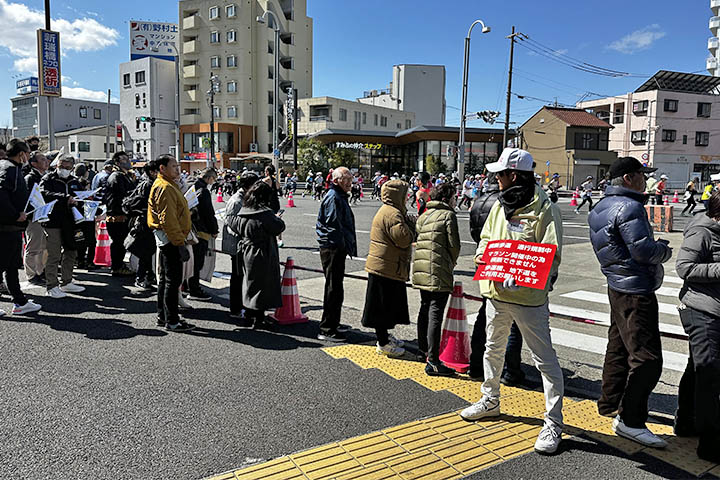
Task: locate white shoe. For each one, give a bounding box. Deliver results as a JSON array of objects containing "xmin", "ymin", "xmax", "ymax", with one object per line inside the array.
[
  {"xmin": 460, "ymin": 396, "xmax": 501, "ymax": 421},
  {"xmin": 178, "ymin": 295, "xmax": 192, "ymax": 309},
  {"xmin": 612, "ymin": 416, "xmax": 667, "ymax": 448},
  {"xmin": 12, "ymin": 300, "xmax": 41, "ymax": 315},
  {"xmin": 376, "ymin": 342, "xmax": 405, "ymax": 358},
  {"xmin": 46, "ymin": 286, "xmax": 67, "ymax": 299},
  {"xmin": 60, "ymin": 282, "xmax": 85, "ymax": 293},
  {"xmin": 388, "ymin": 334, "xmax": 405, "ymax": 347},
  {"xmin": 534, "ymin": 422, "xmax": 562, "ymax": 454}
]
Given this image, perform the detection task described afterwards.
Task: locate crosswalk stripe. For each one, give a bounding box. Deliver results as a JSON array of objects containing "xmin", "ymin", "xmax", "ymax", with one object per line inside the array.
[
  {"xmin": 563, "ymin": 223, "xmax": 589, "ymax": 229},
  {"xmin": 565, "ymin": 235, "xmax": 588, "ymax": 240},
  {"xmin": 560, "ymin": 290, "xmax": 679, "ymax": 316},
  {"xmin": 664, "ymin": 275, "xmax": 683, "ymax": 284},
  {"xmin": 600, "ymin": 284, "xmax": 681, "ymax": 298},
  {"xmin": 548, "ymin": 304, "xmax": 686, "ymax": 337}
]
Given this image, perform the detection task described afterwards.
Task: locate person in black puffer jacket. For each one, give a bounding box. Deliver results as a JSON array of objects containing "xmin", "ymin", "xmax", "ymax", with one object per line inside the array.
[
  {"xmin": 467, "ymin": 173, "xmax": 524, "ymax": 384},
  {"xmin": 588, "ymin": 156, "xmax": 672, "ymax": 448},
  {"xmin": 105, "ymin": 152, "xmax": 137, "ymax": 276},
  {"xmin": 186, "ymin": 168, "xmax": 219, "ymax": 300}
]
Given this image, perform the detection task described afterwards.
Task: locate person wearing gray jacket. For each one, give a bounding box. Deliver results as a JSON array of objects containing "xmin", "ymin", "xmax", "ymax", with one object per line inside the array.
[{"xmin": 674, "ymin": 190, "xmax": 720, "ymax": 463}]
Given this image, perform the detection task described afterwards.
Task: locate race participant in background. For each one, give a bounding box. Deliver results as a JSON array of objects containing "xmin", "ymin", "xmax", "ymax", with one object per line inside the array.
[
  {"xmin": 574, "ymin": 175, "xmax": 594, "ymax": 214},
  {"xmin": 415, "ymin": 172, "xmax": 432, "ymax": 215}
]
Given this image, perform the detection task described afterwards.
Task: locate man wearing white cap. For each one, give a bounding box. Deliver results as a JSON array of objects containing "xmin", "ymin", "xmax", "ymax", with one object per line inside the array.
[{"xmin": 460, "ymin": 148, "xmax": 565, "ymax": 455}]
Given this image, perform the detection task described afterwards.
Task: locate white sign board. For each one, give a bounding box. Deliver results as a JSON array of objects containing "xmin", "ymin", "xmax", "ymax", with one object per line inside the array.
[{"xmin": 130, "ymin": 21, "xmax": 178, "ymax": 61}]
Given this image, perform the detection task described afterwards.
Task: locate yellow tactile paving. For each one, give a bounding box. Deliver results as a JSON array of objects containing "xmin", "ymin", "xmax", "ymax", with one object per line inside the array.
[{"xmin": 209, "ymin": 345, "xmax": 720, "ymax": 479}]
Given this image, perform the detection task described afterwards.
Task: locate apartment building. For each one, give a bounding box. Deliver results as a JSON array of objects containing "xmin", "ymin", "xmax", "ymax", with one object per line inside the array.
[
  {"xmin": 708, "ymin": 0, "xmax": 720, "ymax": 75},
  {"xmin": 578, "ymin": 70, "xmax": 720, "ymax": 187},
  {"xmin": 178, "ymin": 0, "xmax": 312, "ymax": 166}
]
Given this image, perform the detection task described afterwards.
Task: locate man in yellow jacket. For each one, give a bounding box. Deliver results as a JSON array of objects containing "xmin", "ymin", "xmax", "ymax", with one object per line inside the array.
[
  {"xmin": 460, "ymin": 148, "xmax": 565, "ymax": 456},
  {"xmin": 147, "ymin": 154, "xmax": 193, "ymax": 332}
]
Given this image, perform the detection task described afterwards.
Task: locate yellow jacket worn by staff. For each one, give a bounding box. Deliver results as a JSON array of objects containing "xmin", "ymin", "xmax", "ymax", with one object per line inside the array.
[
  {"xmin": 476, "ymin": 185, "xmax": 562, "ymax": 307},
  {"xmin": 702, "ymin": 184, "xmax": 714, "ymax": 201},
  {"xmin": 147, "ymin": 173, "xmax": 192, "ymax": 247}
]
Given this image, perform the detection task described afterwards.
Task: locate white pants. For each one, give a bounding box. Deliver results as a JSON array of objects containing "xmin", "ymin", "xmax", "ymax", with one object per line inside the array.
[{"xmin": 482, "ymin": 299, "xmax": 565, "ymax": 427}]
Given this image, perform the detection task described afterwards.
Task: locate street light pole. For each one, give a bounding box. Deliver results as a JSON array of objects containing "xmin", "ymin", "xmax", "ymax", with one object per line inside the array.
[
  {"xmin": 207, "ymin": 74, "xmax": 219, "ymax": 169},
  {"xmin": 458, "ymin": 19, "xmax": 490, "ymax": 179},
  {"xmin": 257, "ymin": 10, "xmax": 281, "ymax": 171}
]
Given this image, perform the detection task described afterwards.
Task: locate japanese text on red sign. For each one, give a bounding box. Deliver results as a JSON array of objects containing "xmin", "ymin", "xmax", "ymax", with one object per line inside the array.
[{"xmin": 473, "ymin": 240, "xmax": 557, "ymax": 290}]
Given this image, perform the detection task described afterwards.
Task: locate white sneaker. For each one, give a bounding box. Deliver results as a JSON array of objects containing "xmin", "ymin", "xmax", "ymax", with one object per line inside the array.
[
  {"xmin": 376, "ymin": 342, "xmax": 405, "ymax": 358},
  {"xmin": 612, "ymin": 416, "xmax": 667, "ymax": 448},
  {"xmin": 0, "ymin": 308, "xmax": 5, "ymax": 317},
  {"xmin": 178, "ymin": 294, "xmax": 192, "ymax": 309},
  {"xmin": 60, "ymin": 282, "xmax": 85, "ymax": 293},
  {"xmin": 388, "ymin": 334, "xmax": 405, "ymax": 348},
  {"xmin": 12, "ymin": 300, "xmax": 41, "ymax": 315},
  {"xmin": 534, "ymin": 422, "xmax": 562, "ymax": 454},
  {"xmin": 46, "ymin": 286, "xmax": 67, "ymax": 299},
  {"xmin": 460, "ymin": 396, "xmax": 501, "ymax": 421}
]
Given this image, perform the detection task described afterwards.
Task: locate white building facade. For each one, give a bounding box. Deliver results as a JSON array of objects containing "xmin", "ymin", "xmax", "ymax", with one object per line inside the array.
[
  {"xmin": 358, "ymin": 64, "xmax": 446, "ymax": 126},
  {"xmin": 708, "ymin": 0, "xmax": 720, "ymax": 75},
  {"xmin": 579, "ymin": 71, "xmax": 720, "ymax": 188},
  {"xmin": 119, "ymin": 56, "xmax": 177, "ymax": 160}
]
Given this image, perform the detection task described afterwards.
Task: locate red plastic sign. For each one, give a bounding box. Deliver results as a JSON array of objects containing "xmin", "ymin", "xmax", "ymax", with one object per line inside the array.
[{"xmin": 473, "ymin": 240, "xmax": 557, "ymax": 290}]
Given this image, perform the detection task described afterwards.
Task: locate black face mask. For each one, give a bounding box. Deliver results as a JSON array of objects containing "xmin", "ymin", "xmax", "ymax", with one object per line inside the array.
[{"xmin": 498, "ymin": 185, "xmax": 535, "ymax": 220}]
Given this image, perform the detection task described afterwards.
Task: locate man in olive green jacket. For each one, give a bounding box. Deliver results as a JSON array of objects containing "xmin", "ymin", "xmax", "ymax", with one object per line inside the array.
[{"xmin": 460, "ymin": 148, "xmax": 565, "ymax": 456}]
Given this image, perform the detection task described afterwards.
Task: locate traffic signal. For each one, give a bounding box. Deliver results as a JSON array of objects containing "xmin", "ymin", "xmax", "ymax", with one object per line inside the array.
[{"xmin": 137, "ymin": 116, "xmax": 156, "ymax": 127}]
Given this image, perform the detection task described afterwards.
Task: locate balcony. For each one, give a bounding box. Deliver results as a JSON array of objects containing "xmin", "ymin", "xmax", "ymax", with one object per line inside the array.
[
  {"xmin": 713, "ymin": 0, "xmax": 720, "ymax": 15},
  {"xmin": 708, "ymin": 57, "xmax": 718, "ymax": 71},
  {"xmin": 183, "ymin": 39, "xmax": 197, "ymax": 54},
  {"xmin": 711, "ymin": 16, "xmax": 720, "ymax": 34},
  {"xmin": 710, "ymin": 37, "xmax": 719, "ymax": 53},
  {"xmin": 183, "ymin": 65, "xmax": 199, "ymax": 78},
  {"xmin": 184, "ymin": 90, "xmax": 199, "ymax": 103},
  {"xmin": 180, "ymin": 113, "xmax": 201, "ymax": 125},
  {"xmin": 183, "ymin": 15, "xmax": 199, "ymax": 30}
]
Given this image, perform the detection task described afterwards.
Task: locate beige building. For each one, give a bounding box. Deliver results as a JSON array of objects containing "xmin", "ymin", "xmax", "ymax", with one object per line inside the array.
[
  {"xmin": 297, "ymin": 96, "xmax": 415, "ymax": 137},
  {"xmin": 579, "ymin": 71, "xmax": 720, "ymax": 188},
  {"xmin": 519, "ymin": 106, "xmax": 616, "ymax": 189},
  {"xmin": 178, "ymin": 0, "xmax": 312, "ymax": 166}
]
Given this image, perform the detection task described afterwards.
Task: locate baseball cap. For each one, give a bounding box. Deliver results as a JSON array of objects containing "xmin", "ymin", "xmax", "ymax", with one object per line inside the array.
[
  {"xmin": 485, "ymin": 148, "xmax": 534, "ymax": 173},
  {"xmin": 608, "ymin": 156, "xmax": 657, "ymax": 179},
  {"xmin": 660, "ymin": 174, "xmax": 668, "ymax": 180}
]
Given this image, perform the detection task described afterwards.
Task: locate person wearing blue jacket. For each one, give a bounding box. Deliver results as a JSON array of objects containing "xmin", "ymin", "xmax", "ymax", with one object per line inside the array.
[
  {"xmin": 316, "ymin": 166, "xmax": 357, "ymax": 342},
  {"xmin": 588, "ymin": 156, "xmax": 672, "ymax": 449}
]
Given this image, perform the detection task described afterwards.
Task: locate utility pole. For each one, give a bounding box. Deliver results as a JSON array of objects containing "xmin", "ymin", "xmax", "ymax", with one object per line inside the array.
[
  {"xmin": 646, "ymin": 100, "xmax": 654, "ymax": 166},
  {"xmin": 105, "ymin": 89, "xmax": 110, "ymax": 160},
  {"xmin": 503, "ymin": 26, "xmax": 521, "ymax": 149},
  {"xmin": 292, "ymin": 87, "xmax": 298, "ymax": 171},
  {"xmin": 208, "ymin": 74, "xmax": 217, "ymax": 169},
  {"xmin": 44, "ymin": 0, "xmax": 55, "ymax": 149}
]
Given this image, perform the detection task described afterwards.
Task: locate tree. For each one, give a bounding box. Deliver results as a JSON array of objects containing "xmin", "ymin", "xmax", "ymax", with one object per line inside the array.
[
  {"xmin": 297, "ymin": 138, "xmax": 330, "ymax": 177},
  {"xmin": 426, "ymin": 153, "xmax": 446, "ymax": 175},
  {"xmin": 329, "ymin": 148, "xmax": 355, "ymax": 170}
]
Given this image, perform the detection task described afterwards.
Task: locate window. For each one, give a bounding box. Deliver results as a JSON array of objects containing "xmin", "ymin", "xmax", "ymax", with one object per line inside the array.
[
  {"xmin": 78, "ymin": 141, "xmax": 90, "ymax": 152},
  {"xmin": 227, "ymin": 30, "xmax": 236, "ymax": 43},
  {"xmin": 135, "ymin": 118, "xmax": 141, "ymax": 131},
  {"xmin": 405, "ymin": 119, "xmax": 411, "ymax": 129},
  {"xmin": 142, "ymin": 93, "xmax": 146, "ymax": 107},
  {"xmin": 136, "ymin": 142, "xmax": 141, "ymax": 153},
  {"xmin": 396, "ymin": 122, "xmax": 401, "ymax": 129},
  {"xmin": 227, "ymin": 55, "xmax": 237, "ymax": 68},
  {"xmin": 696, "ymin": 131, "xmax": 710, "ymax": 146},
  {"xmin": 374, "ymin": 114, "xmax": 378, "ymax": 126},
  {"xmin": 79, "ymin": 107, "xmax": 87, "ymax": 118},
  {"xmin": 661, "ymin": 129, "xmax": 676, "ymax": 142},
  {"xmin": 268, "ymin": 91, "xmax": 273, "ymax": 104},
  {"xmin": 664, "ymin": 99, "xmax": 678, "ymax": 112},
  {"xmin": 380, "ymin": 116, "xmax": 387, "ymax": 127},
  {"xmin": 70, "ymin": 142, "xmax": 75, "ymax": 152},
  {"xmin": 135, "ymin": 71, "xmax": 145, "ymax": 84},
  {"xmin": 135, "ymin": 93, "xmax": 140, "ymax": 108},
  {"xmin": 122, "ymin": 73, "xmax": 130, "ymax": 87},
  {"xmin": 93, "ymin": 109, "xmax": 101, "ymax": 120},
  {"xmin": 213, "ymin": 106, "xmax": 221, "ymax": 118},
  {"xmin": 103, "ymin": 143, "xmax": 115, "ymax": 153},
  {"xmin": 210, "ymin": 56, "xmax": 220, "ymax": 68},
  {"xmin": 632, "ymin": 100, "xmax": 648, "ymax": 114},
  {"xmin": 683, "ymin": 134, "xmax": 688, "ymax": 145},
  {"xmin": 210, "ymin": 31, "xmax": 219, "ymax": 43},
  {"xmin": 339, "ymin": 108, "xmax": 347, "ymax": 121},
  {"xmin": 227, "ymin": 81, "xmax": 237, "ymax": 93},
  {"xmin": 362, "ymin": 112, "xmax": 367, "ymax": 124},
  {"xmin": 227, "ymin": 106, "xmax": 237, "ymax": 118},
  {"xmin": 226, "ymin": 4, "xmax": 236, "ymax": 17},
  {"xmin": 631, "ymin": 130, "xmax": 647, "ymax": 143},
  {"xmin": 698, "ymin": 102, "xmax": 712, "ymax": 118},
  {"xmin": 267, "ymin": 116, "xmax": 273, "ymax": 132},
  {"xmin": 209, "ymin": 6, "xmax": 219, "ymax": 19}
]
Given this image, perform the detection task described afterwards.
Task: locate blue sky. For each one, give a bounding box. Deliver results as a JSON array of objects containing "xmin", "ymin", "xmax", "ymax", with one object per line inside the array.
[{"xmin": 0, "ymin": 0, "xmax": 712, "ymax": 130}]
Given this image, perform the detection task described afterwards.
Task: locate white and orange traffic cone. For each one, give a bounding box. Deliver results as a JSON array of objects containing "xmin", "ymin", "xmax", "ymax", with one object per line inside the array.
[
  {"xmin": 438, "ymin": 282, "xmax": 471, "ymax": 373},
  {"xmin": 216, "ymin": 188, "xmax": 224, "ymax": 203},
  {"xmin": 93, "ymin": 221, "xmax": 112, "ymax": 267},
  {"xmin": 569, "ymin": 187, "xmax": 579, "ymax": 207},
  {"xmin": 271, "ymin": 257, "xmax": 308, "ymax": 325},
  {"xmin": 672, "ymin": 191, "xmax": 679, "ymax": 203},
  {"xmin": 286, "ymin": 191, "xmax": 296, "ymax": 208},
  {"xmin": 663, "ymin": 195, "xmax": 669, "ymax": 206}
]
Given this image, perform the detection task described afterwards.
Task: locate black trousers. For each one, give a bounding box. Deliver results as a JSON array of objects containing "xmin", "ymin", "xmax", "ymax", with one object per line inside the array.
[
  {"xmin": 136, "ymin": 255, "xmax": 153, "ymax": 283},
  {"xmin": 599, "ymin": 288, "xmax": 663, "ymax": 428},
  {"xmin": 188, "ymin": 238, "xmax": 209, "ymax": 293},
  {"xmin": 76, "ymin": 221, "xmax": 96, "ymax": 265},
  {"xmin": 470, "ymin": 299, "xmax": 524, "ymax": 377},
  {"xmin": 106, "ymin": 221, "xmax": 129, "ymax": 270},
  {"xmin": 576, "ymin": 196, "xmax": 593, "ymax": 211},
  {"xmin": 157, "ymin": 244, "xmax": 182, "ymax": 325},
  {"xmin": 682, "ymin": 196, "xmax": 696, "ymax": 215},
  {"xmin": 677, "ymin": 306, "xmax": 720, "ymax": 449},
  {"xmin": 0, "ymin": 232, "xmax": 27, "ymax": 306},
  {"xmin": 417, "ymin": 290, "xmax": 450, "ymax": 364},
  {"xmin": 319, "ymin": 247, "xmax": 346, "ymax": 334},
  {"xmin": 230, "ymin": 253, "xmax": 243, "ymax": 315},
  {"xmin": 376, "ymin": 327, "xmax": 390, "ymax": 346}
]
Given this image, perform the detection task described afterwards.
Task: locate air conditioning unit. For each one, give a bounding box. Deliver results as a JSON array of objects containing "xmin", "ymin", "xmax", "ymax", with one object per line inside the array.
[{"xmin": 249, "ymin": 143, "xmax": 258, "ymax": 152}]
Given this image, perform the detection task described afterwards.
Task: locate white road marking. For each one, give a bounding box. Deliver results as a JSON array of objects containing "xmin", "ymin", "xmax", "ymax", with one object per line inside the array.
[
  {"xmin": 600, "ymin": 284, "xmax": 681, "ymax": 298},
  {"xmin": 560, "ymin": 290, "xmax": 679, "ymax": 316},
  {"xmin": 564, "ymin": 235, "xmax": 588, "ymax": 240},
  {"xmin": 303, "ymin": 213, "xmax": 316, "ymax": 217},
  {"xmin": 563, "ymin": 223, "xmax": 589, "ymax": 229},
  {"xmin": 547, "ymin": 304, "xmax": 685, "ymax": 336},
  {"xmin": 311, "ymin": 251, "xmax": 367, "ymax": 262},
  {"xmin": 664, "ymin": 275, "xmax": 683, "ymax": 284}
]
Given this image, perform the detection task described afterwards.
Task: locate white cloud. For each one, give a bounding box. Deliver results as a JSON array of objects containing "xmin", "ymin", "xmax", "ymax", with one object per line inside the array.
[
  {"xmin": 0, "ymin": 0, "xmax": 120, "ymax": 73},
  {"xmin": 608, "ymin": 24, "xmax": 666, "ymax": 54},
  {"xmin": 63, "ymin": 86, "xmax": 117, "ymax": 103}
]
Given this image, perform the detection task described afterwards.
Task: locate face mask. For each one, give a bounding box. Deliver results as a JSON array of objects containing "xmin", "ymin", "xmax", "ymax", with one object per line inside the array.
[{"xmin": 57, "ymin": 168, "xmax": 72, "ymax": 179}]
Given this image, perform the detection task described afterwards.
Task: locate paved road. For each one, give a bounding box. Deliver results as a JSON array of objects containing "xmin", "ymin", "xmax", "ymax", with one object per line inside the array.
[{"xmin": 0, "ymin": 191, "xmax": 713, "ymax": 479}]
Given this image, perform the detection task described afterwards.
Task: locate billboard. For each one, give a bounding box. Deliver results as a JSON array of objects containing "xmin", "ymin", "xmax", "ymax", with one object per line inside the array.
[
  {"xmin": 130, "ymin": 21, "xmax": 178, "ymax": 61},
  {"xmin": 16, "ymin": 77, "xmax": 39, "ymax": 95},
  {"xmin": 37, "ymin": 29, "xmax": 61, "ymax": 97}
]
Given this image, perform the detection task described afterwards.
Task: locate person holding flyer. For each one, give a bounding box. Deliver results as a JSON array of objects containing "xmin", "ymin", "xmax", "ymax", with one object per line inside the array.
[{"xmin": 460, "ymin": 148, "xmax": 565, "ymax": 455}]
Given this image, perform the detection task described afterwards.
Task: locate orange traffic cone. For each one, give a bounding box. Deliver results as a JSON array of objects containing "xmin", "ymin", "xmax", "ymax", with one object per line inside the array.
[
  {"xmin": 438, "ymin": 282, "xmax": 471, "ymax": 373},
  {"xmin": 271, "ymin": 257, "xmax": 308, "ymax": 325},
  {"xmin": 286, "ymin": 191, "xmax": 296, "ymax": 208},
  {"xmin": 569, "ymin": 187, "xmax": 579, "ymax": 207},
  {"xmin": 663, "ymin": 195, "xmax": 669, "ymax": 206},
  {"xmin": 672, "ymin": 191, "xmax": 679, "ymax": 203},
  {"xmin": 216, "ymin": 188, "xmax": 223, "ymax": 203},
  {"xmin": 94, "ymin": 221, "xmax": 111, "ymax": 267}
]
